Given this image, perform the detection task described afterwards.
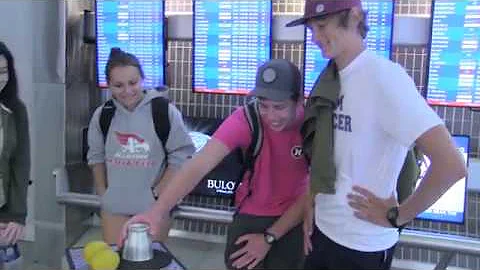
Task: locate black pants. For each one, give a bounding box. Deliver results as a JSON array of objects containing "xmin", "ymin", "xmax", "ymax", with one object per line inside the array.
[
  {"xmin": 225, "ymin": 214, "xmax": 304, "ymax": 270},
  {"xmin": 304, "ymin": 226, "xmax": 396, "ymax": 270}
]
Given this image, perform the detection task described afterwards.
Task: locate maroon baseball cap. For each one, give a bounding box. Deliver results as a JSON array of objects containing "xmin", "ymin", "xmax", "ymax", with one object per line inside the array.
[{"xmin": 286, "ymin": 0, "xmax": 362, "ymax": 27}]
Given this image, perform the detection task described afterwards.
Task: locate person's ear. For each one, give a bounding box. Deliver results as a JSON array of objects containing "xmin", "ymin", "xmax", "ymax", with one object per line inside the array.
[{"xmin": 349, "ymin": 7, "xmax": 363, "ymax": 27}]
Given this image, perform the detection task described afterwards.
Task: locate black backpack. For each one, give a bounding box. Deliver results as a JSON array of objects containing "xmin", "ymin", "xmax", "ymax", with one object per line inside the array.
[
  {"xmin": 397, "ymin": 147, "xmax": 423, "ymax": 204},
  {"xmin": 84, "ymin": 97, "xmax": 171, "ymax": 160},
  {"xmin": 186, "ymin": 100, "xmax": 262, "ymax": 202}
]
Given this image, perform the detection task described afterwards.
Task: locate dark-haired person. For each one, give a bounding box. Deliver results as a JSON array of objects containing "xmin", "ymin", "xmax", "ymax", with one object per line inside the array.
[
  {"xmin": 285, "ymin": 0, "xmax": 467, "ymax": 269},
  {"xmin": 87, "ymin": 48, "xmax": 195, "ymax": 244},
  {"xmin": 120, "ymin": 59, "xmax": 309, "ymax": 270},
  {"xmin": 0, "ymin": 41, "xmax": 30, "ymax": 269}
]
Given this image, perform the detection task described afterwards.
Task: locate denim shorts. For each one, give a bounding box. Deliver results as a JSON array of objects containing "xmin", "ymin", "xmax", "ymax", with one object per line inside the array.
[{"xmin": 0, "ymin": 244, "xmax": 20, "ymax": 264}]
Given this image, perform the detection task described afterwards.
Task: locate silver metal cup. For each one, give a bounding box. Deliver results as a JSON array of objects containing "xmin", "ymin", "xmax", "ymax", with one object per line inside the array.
[{"xmin": 122, "ymin": 223, "xmax": 154, "ymax": 262}]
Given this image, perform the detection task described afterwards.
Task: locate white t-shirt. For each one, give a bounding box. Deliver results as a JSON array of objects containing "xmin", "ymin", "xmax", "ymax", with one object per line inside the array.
[{"xmin": 314, "ymin": 50, "xmax": 443, "ymax": 252}]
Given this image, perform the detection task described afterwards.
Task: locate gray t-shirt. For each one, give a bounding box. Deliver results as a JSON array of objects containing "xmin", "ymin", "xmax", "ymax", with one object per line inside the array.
[{"xmin": 87, "ymin": 91, "xmax": 195, "ymax": 215}]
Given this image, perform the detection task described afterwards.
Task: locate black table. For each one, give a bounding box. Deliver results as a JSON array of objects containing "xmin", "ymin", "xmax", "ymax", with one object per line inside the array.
[{"xmin": 65, "ymin": 242, "xmax": 186, "ymax": 270}]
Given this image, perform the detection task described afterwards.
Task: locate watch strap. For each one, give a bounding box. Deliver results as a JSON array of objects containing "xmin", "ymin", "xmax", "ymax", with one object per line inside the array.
[
  {"xmin": 263, "ymin": 231, "xmax": 277, "ymax": 244},
  {"xmin": 387, "ymin": 206, "xmax": 405, "ymax": 229}
]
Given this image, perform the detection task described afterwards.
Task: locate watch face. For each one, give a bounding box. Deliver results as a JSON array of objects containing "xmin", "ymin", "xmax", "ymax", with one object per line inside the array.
[{"xmin": 264, "ymin": 233, "xmax": 275, "ymax": 244}]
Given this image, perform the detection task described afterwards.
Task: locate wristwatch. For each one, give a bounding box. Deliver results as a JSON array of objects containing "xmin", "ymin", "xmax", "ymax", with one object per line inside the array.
[
  {"xmin": 263, "ymin": 231, "xmax": 277, "ymax": 245},
  {"xmin": 386, "ymin": 206, "xmax": 404, "ymax": 229}
]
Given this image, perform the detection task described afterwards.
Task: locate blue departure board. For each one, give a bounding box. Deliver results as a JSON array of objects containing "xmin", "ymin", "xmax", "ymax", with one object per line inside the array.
[
  {"xmin": 193, "ymin": 0, "xmax": 272, "ymax": 95},
  {"xmin": 416, "ymin": 135, "xmax": 469, "ymax": 224},
  {"xmin": 95, "ymin": 0, "xmax": 165, "ymax": 88},
  {"xmin": 303, "ymin": 0, "xmax": 394, "ymax": 96},
  {"xmin": 426, "ymin": 0, "xmax": 480, "ymax": 108}
]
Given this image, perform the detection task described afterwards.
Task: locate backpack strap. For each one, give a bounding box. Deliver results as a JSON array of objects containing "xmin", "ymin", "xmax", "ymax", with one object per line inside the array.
[
  {"xmin": 236, "ymin": 99, "xmax": 263, "ymax": 210},
  {"xmin": 151, "ymin": 96, "xmax": 170, "ymax": 149},
  {"xmin": 99, "ymin": 99, "xmax": 116, "ymax": 143},
  {"xmin": 243, "ymin": 99, "xmax": 263, "ymax": 172}
]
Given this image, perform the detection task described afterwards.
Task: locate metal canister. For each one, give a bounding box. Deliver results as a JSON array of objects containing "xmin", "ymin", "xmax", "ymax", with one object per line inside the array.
[{"xmin": 122, "ymin": 223, "xmax": 153, "ymax": 262}]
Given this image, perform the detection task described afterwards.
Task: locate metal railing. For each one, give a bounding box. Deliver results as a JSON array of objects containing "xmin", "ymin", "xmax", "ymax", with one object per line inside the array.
[
  {"xmin": 398, "ymin": 229, "xmax": 480, "ymax": 270},
  {"xmin": 56, "ymin": 191, "xmax": 234, "ymax": 223},
  {"xmin": 54, "ymin": 167, "xmax": 480, "ymax": 270},
  {"xmin": 54, "ymin": 167, "xmax": 235, "ymax": 224}
]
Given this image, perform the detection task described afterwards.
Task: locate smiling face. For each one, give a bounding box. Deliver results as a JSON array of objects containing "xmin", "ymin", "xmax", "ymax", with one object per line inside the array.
[
  {"xmin": 306, "ymin": 8, "xmax": 366, "ymax": 68},
  {"xmin": 258, "ymin": 98, "xmax": 298, "ymax": 132},
  {"xmin": 0, "ymin": 55, "xmax": 8, "ymax": 92},
  {"xmin": 307, "ymin": 14, "xmax": 353, "ymax": 59},
  {"xmin": 108, "ymin": 65, "xmax": 144, "ymax": 111}
]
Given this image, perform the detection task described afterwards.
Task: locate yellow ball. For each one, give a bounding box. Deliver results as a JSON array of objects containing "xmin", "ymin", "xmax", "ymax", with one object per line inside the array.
[
  {"xmin": 90, "ymin": 249, "xmax": 120, "ymax": 270},
  {"xmin": 83, "ymin": 241, "xmax": 109, "ymax": 265}
]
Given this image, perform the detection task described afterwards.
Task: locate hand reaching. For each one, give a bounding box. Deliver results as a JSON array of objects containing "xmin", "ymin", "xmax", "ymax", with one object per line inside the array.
[{"xmin": 117, "ymin": 210, "xmax": 159, "ymax": 248}]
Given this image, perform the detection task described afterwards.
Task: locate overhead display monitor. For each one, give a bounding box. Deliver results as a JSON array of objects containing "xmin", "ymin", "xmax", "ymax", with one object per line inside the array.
[
  {"xmin": 193, "ymin": 0, "xmax": 272, "ymax": 95},
  {"xmin": 303, "ymin": 0, "xmax": 394, "ymax": 96},
  {"xmin": 95, "ymin": 0, "xmax": 166, "ymax": 88},
  {"xmin": 416, "ymin": 135, "xmax": 470, "ymax": 224},
  {"xmin": 426, "ymin": 0, "xmax": 480, "ymax": 108}
]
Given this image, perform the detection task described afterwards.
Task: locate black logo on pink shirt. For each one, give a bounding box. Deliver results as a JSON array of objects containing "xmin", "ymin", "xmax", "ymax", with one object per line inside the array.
[{"xmin": 291, "ymin": 145, "xmax": 303, "ymax": 159}]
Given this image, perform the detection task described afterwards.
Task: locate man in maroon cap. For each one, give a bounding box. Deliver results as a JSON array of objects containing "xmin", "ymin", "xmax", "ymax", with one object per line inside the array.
[{"xmin": 287, "ymin": 0, "xmax": 467, "ymax": 269}]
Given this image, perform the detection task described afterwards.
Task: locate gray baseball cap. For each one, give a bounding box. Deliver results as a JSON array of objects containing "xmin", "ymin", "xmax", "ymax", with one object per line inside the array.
[{"xmin": 250, "ymin": 59, "xmax": 301, "ymax": 101}]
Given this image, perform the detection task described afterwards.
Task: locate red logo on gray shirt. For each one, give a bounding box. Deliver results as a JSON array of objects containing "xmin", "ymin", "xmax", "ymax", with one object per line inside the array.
[{"xmin": 115, "ymin": 131, "xmax": 150, "ymax": 154}]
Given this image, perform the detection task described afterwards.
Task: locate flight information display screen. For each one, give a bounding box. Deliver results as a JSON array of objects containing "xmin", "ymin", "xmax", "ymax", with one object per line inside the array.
[
  {"xmin": 303, "ymin": 0, "xmax": 394, "ymax": 96},
  {"xmin": 95, "ymin": 0, "xmax": 165, "ymax": 88},
  {"xmin": 416, "ymin": 135, "xmax": 469, "ymax": 224},
  {"xmin": 426, "ymin": 0, "xmax": 480, "ymax": 107},
  {"xmin": 193, "ymin": 0, "xmax": 272, "ymax": 95}
]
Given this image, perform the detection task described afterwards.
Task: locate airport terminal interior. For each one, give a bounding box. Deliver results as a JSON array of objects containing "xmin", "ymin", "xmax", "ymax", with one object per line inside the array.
[{"xmin": 1, "ymin": 0, "xmax": 480, "ymax": 269}]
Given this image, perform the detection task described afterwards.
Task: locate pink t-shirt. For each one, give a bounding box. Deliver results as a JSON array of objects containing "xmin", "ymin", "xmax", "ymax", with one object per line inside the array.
[{"xmin": 213, "ymin": 106, "xmax": 308, "ymax": 216}]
